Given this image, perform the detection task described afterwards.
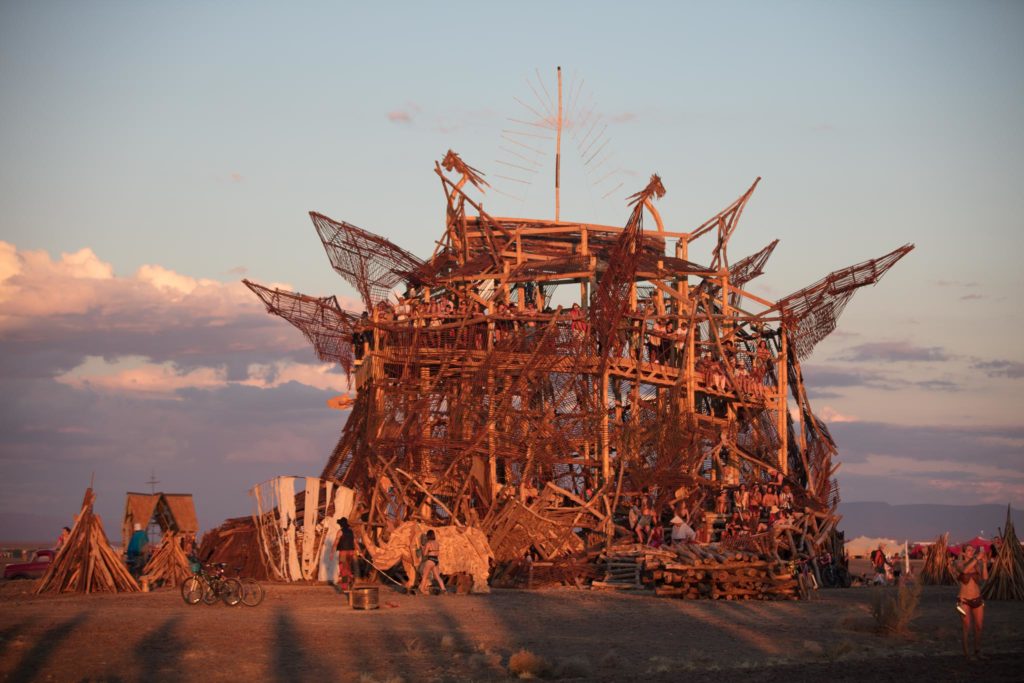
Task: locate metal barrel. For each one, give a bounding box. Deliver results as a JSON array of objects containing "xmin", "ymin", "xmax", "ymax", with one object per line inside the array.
[{"xmin": 350, "ymin": 585, "xmax": 379, "ymax": 610}]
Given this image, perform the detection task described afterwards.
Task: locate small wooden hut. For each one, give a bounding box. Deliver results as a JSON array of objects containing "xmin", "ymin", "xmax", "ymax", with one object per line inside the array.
[{"xmin": 122, "ymin": 492, "xmax": 199, "ymax": 550}]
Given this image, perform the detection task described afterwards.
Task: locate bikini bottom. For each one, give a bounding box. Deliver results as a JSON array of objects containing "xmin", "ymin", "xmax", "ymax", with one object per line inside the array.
[{"xmin": 959, "ymin": 596, "xmax": 984, "ymax": 610}]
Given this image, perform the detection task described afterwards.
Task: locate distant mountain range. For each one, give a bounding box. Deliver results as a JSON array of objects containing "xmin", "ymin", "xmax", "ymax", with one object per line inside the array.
[{"xmin": 838, "ymin": 502, "xmax": 1020, "ymax": 542}]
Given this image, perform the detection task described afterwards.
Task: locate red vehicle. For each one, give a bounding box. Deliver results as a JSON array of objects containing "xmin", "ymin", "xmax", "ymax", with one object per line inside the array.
[{"xmin": 3, "ymin": 549, "xmax": 55, "ymax": 579}]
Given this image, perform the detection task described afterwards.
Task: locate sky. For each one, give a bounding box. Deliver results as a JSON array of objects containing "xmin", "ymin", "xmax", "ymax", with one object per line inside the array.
[{"xmin": 1, "ymin": 1, "xmax": 1022, "ymax": 540}]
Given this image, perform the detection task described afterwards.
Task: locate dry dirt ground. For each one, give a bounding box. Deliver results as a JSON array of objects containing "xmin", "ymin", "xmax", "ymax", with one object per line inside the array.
[{"xmin": 1, "ymin": 575, "xmax": 1022, "ymax": 683}]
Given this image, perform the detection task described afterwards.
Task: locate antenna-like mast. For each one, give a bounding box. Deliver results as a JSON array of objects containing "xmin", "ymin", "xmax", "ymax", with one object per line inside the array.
[{"xmin": 555, "ymin": 65, "xmax": 563, "ymax": 222}]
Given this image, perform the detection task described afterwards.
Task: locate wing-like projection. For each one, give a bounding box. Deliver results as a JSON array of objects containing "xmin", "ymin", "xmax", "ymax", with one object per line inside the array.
[
  {"xmin": 776, "ymin": 244, "xmax": 914, "ymax": 359},
  {"xmin": 730, "ymin": 239, "xmax": 779, "ymax": 289},
  {"xmin": 243, "ymin": 279, "xmax": 360, "ymax": 374},
  {"xmin": 686, "ymin": 177, "xmax": 761, "ymax": 268},
  {"xmin": 310, "ymin": 212, "xmax": 424, "ymax": 309}
]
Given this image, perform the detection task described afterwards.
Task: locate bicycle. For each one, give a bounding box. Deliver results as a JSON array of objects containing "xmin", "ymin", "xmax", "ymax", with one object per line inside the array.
[
  {"xmin": 181, "ymin": 562, "xmax": 242, "ymax": 606},
  {"xmin": 231, "ymin": 567, "xmax": 265, "ymax": 607}
]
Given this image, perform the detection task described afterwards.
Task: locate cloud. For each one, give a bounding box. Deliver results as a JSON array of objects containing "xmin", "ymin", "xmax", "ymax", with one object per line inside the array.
[
  {"xmin": 803, "ymin": 364, "xmax": 887, "ymax": 388},
  {"xmin": 972, "ymin": 359, "xmax": 1024, "ymax": 379},
  {"xmin": 610, "ymin": 112, "xmax": 636, "ymax": 124},
  {"xmin": 819, "ymin": 406, "xmax": 858, "ymax": 423},
  {"xmin": 935, "ymin": 280, "xmax": 979, "ymax": 288},
  {"xmin": 387, "ymin": 101, "xmax": 420, "ymax": 125},
  {"xmin": 838, "ymin": 341, "xmax": 949, "ymax": 363},
  {"xmin": 961, "ymin": 294, "xmax": 985, "ymax": 301},
  {"xmin": 229, "ymin": 172, "xmax": 243, "ymax": 183},
  {"xmin": 55, "ymin": 355, "xmax": 228, "ymax": 397},
  {"xmin": 832, "ymin": 421, "xmax": 1024, "ymax": 506},
  {"xmin": 0, "ymin": 241, "xmax": 359, "ymax": 535}
]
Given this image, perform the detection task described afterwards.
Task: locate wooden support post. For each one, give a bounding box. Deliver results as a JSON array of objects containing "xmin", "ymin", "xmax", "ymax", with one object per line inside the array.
[
  {"xmin": 600, "ymin": 370, "xmax": 610, "ymax": 482},
  {"xmin": 777, "ymin": 331, "xmax": 789, "ymax": 476}
]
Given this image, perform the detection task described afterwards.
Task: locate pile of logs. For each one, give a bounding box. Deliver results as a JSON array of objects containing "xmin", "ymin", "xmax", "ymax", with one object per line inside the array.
[
  {"xmin": 920, "ymin": 533, "xmax": 955, "ymax": 585},
  {"xmin": 198, "ymin": 516, "xmax": 272, "ymax": 580},
  {"xmin": 983, "ymin": 507, "xmax": 1024, "ymax": 601},
  {"xmin": 592, "ymin": 542, "xmax": 800, "ymax": 599},
  {"xmin": 36, "ymin": 488, "xmax": 139, "ymax": 594},
  {"xmin": 141, "ymin": 533, "xmax": 193, "ymax": 588}
]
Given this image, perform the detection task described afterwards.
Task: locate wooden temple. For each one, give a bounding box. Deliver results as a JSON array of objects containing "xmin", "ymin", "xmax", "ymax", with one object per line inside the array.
[{"xmin": 242, "ymin": 144, "xmax": 910, "ymax": 590}]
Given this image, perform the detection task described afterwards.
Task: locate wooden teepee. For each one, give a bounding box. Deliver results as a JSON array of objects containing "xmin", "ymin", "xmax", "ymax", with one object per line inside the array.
[
  {"xmin": 36, "ymin": 487, "xmax": 140, "ymax": 594},
  {"xmin": 983, "ymin": 506, "xmax": 1024, "ymax": 601},
  {"xmin": 141, "ymin": 532, "xmax": 193, "ymax": 588},
  {"xmin": 920, "ymin": 532, "xmax": 955, "ymax": 585}
]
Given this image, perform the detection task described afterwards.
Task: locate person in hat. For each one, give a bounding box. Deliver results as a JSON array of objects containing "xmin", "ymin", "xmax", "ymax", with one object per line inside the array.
[{"xmin": 335, "ymin": 517, "xmax": 356, "ymax": 592}]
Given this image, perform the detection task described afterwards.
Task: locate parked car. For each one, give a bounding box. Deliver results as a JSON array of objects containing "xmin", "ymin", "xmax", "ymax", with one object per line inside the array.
[{"xmin": 3, "ymin": 549, "xmax": 55, "ymax": 579}]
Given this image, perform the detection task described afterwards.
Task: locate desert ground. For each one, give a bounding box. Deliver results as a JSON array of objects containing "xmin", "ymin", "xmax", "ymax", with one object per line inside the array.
[{"xmin": 1, "ymin": 564, "xmax": 1022, "ymax": 683}]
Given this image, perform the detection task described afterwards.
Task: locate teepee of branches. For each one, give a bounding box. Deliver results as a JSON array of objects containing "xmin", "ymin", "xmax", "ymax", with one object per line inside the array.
[
  {"xmin": 36, "ymin": 487, "xmax": 140, "ymax": 594},
  {"xmin": 920, "ymin": 532, "xmax": 955, "ymax": 585},
  {"xmin": 983, "ymin": 507, "xmax": 1024, "ymax": 601},
  {"xmin": 141, "ymin": 532, "xmax": 193, "ymax": 588}
]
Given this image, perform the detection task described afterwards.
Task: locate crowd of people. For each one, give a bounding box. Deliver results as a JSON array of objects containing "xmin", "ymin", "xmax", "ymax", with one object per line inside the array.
[
  {"xmin": 622, "ymin": 476, "xmax": 800, "ymax": 549},
  {"xmin": 354, "ymin": 290, "xmax": 780, "ymax": 402}
]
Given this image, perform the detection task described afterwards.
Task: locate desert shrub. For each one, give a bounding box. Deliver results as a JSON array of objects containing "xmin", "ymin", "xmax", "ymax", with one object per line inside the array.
[
  {"xmin": 439, "ymin": 634, "xmax": 455, "ymax": 650},
  {"xmin": 871, "ymin": 579, "xmax": 921, "ymax": 635},
  {"xmin": 508, "ymin": 649, "xmax": 550, "ymax": 679},
  {"xmin": 597, "ymin": 649, "xmax": 620, "ymax": 670},
  {"xmin": 552, "ymin": 656, "xmax": 592, "ymax": 679}
]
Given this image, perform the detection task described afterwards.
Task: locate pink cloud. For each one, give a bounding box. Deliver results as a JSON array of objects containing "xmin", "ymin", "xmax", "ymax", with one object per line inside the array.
[
  {"xmin": 819, "ymin": 405, "xmax": 858, "ymax": 423},
  {"xmin": 387, "ymin": 101, "xmax": 420, "ymax": 125},
  {"xmin": 610, "ymin": 112, "xmax": 636, "ymax": 124},
  {"xmin": 229, "ymin": 172, "xmax": 243, "ymax": 182}
]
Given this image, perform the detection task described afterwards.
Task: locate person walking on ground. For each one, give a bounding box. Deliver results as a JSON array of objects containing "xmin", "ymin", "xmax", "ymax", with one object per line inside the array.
[
  {"xmin": 335, "ymin": 517, "xmax": 356, "ymax": 592},
  {"xmin": 417, "ymin": 530, "xmax": 446, "ymax": 595},
  {"xmin": 956, "ymin": 543, "xmax": 988, "ymax": 659},
  {"xmin": 870, "ymin": 544, "xmax": 888, "ymax": 586}
]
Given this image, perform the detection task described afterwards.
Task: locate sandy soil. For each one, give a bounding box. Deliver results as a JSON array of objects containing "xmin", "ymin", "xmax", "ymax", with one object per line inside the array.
[{"xmin": 1, "ymin": 576, "xmax": 1021, "ymax": 683}]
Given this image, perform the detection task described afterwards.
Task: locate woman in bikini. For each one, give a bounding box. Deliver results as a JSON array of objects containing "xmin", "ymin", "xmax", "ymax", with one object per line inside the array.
[
  {"xmin": 956, "ymin": 543, "xmax": 988, "ymax": 659},
  {"xmin": 417, "ymin": 530, "xmax": 447, "ymax": 595}
]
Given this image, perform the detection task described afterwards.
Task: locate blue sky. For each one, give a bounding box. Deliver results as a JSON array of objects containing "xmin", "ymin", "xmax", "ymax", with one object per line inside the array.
[{"xmin": 1, "ymin": 1, "xmax": 1022, "ymax": 538}]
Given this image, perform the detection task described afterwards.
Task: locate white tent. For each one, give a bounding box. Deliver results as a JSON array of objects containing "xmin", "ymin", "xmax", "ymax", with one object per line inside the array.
[{"xmin": 844, "ymin": 535, "xmax": 898, "ymax": 558}]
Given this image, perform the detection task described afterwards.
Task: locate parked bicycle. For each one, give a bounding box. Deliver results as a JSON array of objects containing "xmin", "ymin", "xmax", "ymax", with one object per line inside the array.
[
  {"xmin": 232, "ymin": 567, "xmax": 265, "ymax": 607},
  {"xmin": 181, "ymin": 562, "xmax": 242, "ymax": 606}
]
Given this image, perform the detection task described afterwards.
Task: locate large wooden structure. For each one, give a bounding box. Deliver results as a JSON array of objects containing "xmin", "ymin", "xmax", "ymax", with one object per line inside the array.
[{"xmin": 244, "ymin": 145, "xmax": 910, "ymax": 577}]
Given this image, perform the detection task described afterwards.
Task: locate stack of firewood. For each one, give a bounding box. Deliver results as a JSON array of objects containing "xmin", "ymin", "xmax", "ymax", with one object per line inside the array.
[
  {"xmin": 983, "ymin": 507, "xmax": 1024, "ymax": 601},
  {"xmin": 36, "ymin": 488, "xmax": 139, "ymax": 594},
  {"xmin": 920, "ymin": 533, "xmax": 955, "ymax": 585},
  {"xmin": 591, "ymin": 542, "xmax": 799, "ymax": 599},
  {"xmin": 141, "ymin": 533, "xmax": 193, "ymax": 588},
  {"xmin": 198, "ymin": 516, "xmax": 272, "ymax": 580},
  {"xmin": 649, "ymin": 543, "xmax": 799, "ymax": 600}
]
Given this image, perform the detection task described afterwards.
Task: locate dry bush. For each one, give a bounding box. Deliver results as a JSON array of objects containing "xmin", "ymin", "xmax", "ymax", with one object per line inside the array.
[
  {"xmin": 597, "ymin": 649, "xmax": 620, "ymax": 671},
  {"xmin": 468, "ymin": 645, "xmax": 503, "ymax": 673},
  {"xmin": 825, "ymin": 639, "xmax": 856, "ymax": 661},
  {"xmin": 439, "ymin": 634, "xmax": 455, "ymax": 650},
  {"xmin": 552, "ymin": 656, "xmax": 592, "ymax": 679},
  {"xmin": 508, "ymin": 649, "xmax": 550, "ymax": 679},
  {"xmin": 402, "ymin": 637, "xmax": 422, "ymax": 654},
  {"xmin": 358, "ymin": 675, "xmax": 404, "ymax": 683},
  {"xmin": 871, "ymin": 579, "xmax": 921, "ymax": 635}
]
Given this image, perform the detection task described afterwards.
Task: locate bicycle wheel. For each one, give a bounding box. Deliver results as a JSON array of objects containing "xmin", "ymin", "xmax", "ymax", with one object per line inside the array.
[
  {"xmin": 240, "ymin": 578, "xmax": 265, "ymax": 607},
  {"xmin": 221, "ymin": 578, "xmax": 243, "ymax": 606},
  {"xmin": 201, "ymin": 579, "xmax": 220, "ymax": 605},
  {"xmin": 181, "ymin": 576, "xmax": 205, "ymax": 605}
]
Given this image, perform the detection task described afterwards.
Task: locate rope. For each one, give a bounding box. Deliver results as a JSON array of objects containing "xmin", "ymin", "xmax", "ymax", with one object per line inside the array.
[{"xmin": 354, "ymin": 548, "xmax": 411, "ymax": 589}]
